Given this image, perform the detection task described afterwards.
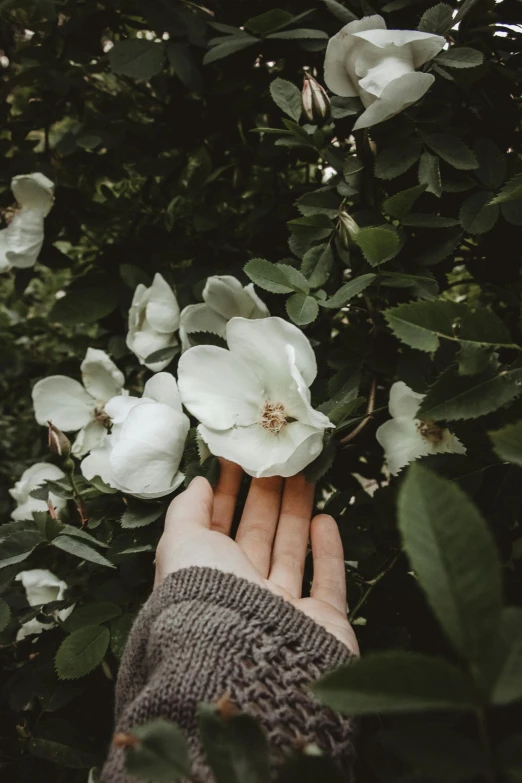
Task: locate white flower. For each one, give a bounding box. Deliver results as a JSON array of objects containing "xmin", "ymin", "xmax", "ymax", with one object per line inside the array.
[
  {"xmin": 376, "ymin": 381, "xmax": 466, "ymax": 476},
  {"xmin": 10, "ymin": 463, "xmax": 68, "ymax": 521},
  {"xmin": 179, "ymin": 275, "xmax": 269, "ymax": 352},
  {"xmin": 0, "ymin": 173, "xmax": 54, "ymax": 273},
  {"xmin": 32, "ymin": 348, "xmax": 126, "ymax": 457},
  {"xmin": 15, "ymin": 569, "xmax": 73, "ymax": 641},
  {"xmin": 127, "ymin": 273, "xmax": 180, "ymax": 372},
  {"xmin": 81, "ymin": 373, "xmax": 189, "ymax": 499},
  {"xmin": 324, "ymin": 15, "xmax": 445, "ymax": 130},
  {"xmin": 178, "ymin": 317, "xmax": 332, "ymax": 479}
]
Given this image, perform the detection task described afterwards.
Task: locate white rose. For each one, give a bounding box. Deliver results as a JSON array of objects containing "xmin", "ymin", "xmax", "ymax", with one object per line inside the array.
[
  {"xmin": 0, "ymin": 173, "xmax": 54, "ymax": 273},
  {"xmin": 10, "ymin": 463, "xmax": 68, "ymax": 521},
  {"xmin": 127, "ymin": 273, "xmax": 180, "ymax": 372},
  {"xmin": 81, "ymin": 372, "xmax": 189, "ymax": 499},
  {"xmin": 32, "ymin": 348, "xmax": 126, "ymax": 457},
  {"xmin": 376, "ymin": 381, "xmax": 466, "ymax": 475},
  {"xmin": 324, "ymin": 15, "xmax": 445, "ymax": 130},
  {"xmin": 179, "ymin": 275, "xmax": 269, "ymax": 352},
  {"xmin": 178, "ymin": 317, "xmax": 332, "ymax": 479},
  {"xmin": 15, "ymin": 569, "xmax": 73, "ymax": 641}
]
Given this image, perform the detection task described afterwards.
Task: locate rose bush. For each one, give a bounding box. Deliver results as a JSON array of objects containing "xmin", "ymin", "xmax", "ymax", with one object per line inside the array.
[{"xmin": 1, "ymin": 1, "xmax": 522, "ymax": 782}]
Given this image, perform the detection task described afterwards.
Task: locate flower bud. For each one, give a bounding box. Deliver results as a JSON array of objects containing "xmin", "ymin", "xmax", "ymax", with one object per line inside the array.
[
  {"xmin": 302, "ymin": 74, "xmax": 331, "ymax": 126},
  {"xmin": 48, "ymin": 421, "xmax": 71, "ymax": 459},
  {"xmin": 338, "ymin": 210, "xmax": 360, "ymax": 249}
]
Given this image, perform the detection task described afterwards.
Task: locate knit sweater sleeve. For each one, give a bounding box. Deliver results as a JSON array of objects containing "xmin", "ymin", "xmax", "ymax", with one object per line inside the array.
[{"xmin": 100, "ymin": 567, "xmax": 356, "ymax": 782}]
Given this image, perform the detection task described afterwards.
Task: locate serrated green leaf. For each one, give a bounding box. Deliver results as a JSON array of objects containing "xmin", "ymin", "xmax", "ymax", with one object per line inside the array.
[
  {"xmin": 244, "ymin": 259, "xmax": 294, "ymax": 294},
  {"xmin": 418, "ymin": 367, "xmax": 522, "ymax": 421},
  {"xmin": 379, "ymin": 271, "xmax": 438, "ymax": 299},
  {"xmin": 490, "ymin": 421, "xmax": 522, "ymax": 466},
  {"xmin": 52, "ymin": 536, "xmax": 115, "ymax": 568},
  {"xmin": 198, "ymin": 705, "xmax": 270, "ymax": 783},
  {"xmin": 419, "ymin": 152, "xmax": 442, "ymax": 197},
  {"xmin": 287, "ymin": 214, "xmax": 334, "ymax": 242},
  {"xmin": 50, "ymin": 289, "xmax": 119, "ymax": 325},
  {"xmin": 0, "ymin": 522, "xmax": 44, "ymax": 569},
  {"xmin": 315, "ymin": 652, "xmax": 477, "ymax": 715},
  {"xmin": 295, "ymin": 189, "xmax": 339, "ymax": 218},
  {"xmin": 303, "ymin": 439, "xmax": 337, "ymax": 482},
  {"xmin": 267, "ymin": 28, "xmax": 328, "ymax": 40},
  {"xmin": 0, "ymin": 597, "xmax": 11, "ymax": 632},
  {"xmin": 331, "ymin": 96, "xmax": 361, "ymax": 119},
  {"xmin": 457, "ymin": 343, "xmax": 496, "ymax": 375},
  {"xmin": 321, "ymin": 0, "xmax": 358, "ymax": 22},
  {"xmin": 460, "ymin": 191, "xmax": 499, "ymax": 234},
  {"xmin": 121, "ymin": 503, "xmax": 166, "ymax": 529},
  {"xmin": 398, "ymin": 465, "xmax": 502, "ymax": 667},
  {"xmin": 109, "ymin": 40, "xmax": 165, "ymax": 80},
  {"xmin": 58, "ymin": 525, "xmax": 109, "ymax": 547},
  {"xmin": 417, "ymin": 228, "xmax": 462, "ymax": 266},
  {"xmin": 353, "ymin": 226, "xmax": 400, "ymax": 266},
  {"xmin": 401, "ymin": 213, "xmax": 459, "ymax": 228},
  {"xmin": 285, "ymin": 293, "xmax": 319, "ymax": 325},
  {"xmin": 424, "ymin": 135, "xmax": 478, "ymax": 171},
  {"xmin": 300, "ymin": 243, "xmax": 334, "ymax": 288},
  {"xmin": 473, "ymin": 138, "xmax": 506, "ymax": 190},
  {"xmin": 276, "ymin": 263, "xmax": 310, "ymax": 293},
  {"xmin": 418, "ymin": 3, "xmax": 453, "ymax": 34},
  {"xmin": 144, "ymin": 345, "xmax": 180, "ymax": 365},
  {"xmin": 321, "ymin": 273, "xmax": 376, "ymax": 308},
  {"xmin": 489, "ymin": 173, "xmax": 522, "ymax": 206},
  {"xmin": 375, "ymin": 138, "xmax": 423, "ymax": 180},
  {"xmin": 384, "ymin": 185, "xmax": 427, "ymax": 219},
  {"xmin": 435, "ymin": 47, "xmax": 484, "ymax": 68},
  {"xmin": 203, "ymin": 37, "xmax": 257, "ymax": 66},
  {"xmin": 245, "ymin": 9, "xmax": 293, "ymax": 35},
  {"xmin": 126, "ymin": 719, "xmax": 191, "ymax": 782},
  {"xmin": 269, "ymin": 78, "xmax": 302, "ymax": 122},
  {"xmin": 64, "ymin": 603, "xmax": 121, "ymax": 633},
  {"xmin": 55, "ymin": 625, "xmax": 110, "ymax": 680}
]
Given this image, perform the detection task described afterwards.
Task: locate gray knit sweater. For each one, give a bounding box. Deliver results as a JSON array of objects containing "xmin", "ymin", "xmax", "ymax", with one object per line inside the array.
[{"xmin": 101, "ymin": 567, "xmax": 355, "ymax": 782}]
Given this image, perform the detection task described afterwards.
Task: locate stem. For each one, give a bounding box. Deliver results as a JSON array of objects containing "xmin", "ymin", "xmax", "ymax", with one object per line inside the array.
[
  {"xmin": 349, "ymin": 552, "xmax": 400, "ymax": 621},
  {"xmin": 475, "ymin": 708, "xmax": 496, "ymax": 783},
  {"xmin": 340, "ymin": 377, "xmax": 377, "ymax": 445},
  {"xmin": 65, "ymin": 467, "xmax": 88, "ymax": 527}
]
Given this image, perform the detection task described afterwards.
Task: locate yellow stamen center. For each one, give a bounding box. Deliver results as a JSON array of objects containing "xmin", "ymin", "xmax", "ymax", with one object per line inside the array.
[{"xmin": 259, "ymin": 401, "xmax": 287, "ymax": 433}]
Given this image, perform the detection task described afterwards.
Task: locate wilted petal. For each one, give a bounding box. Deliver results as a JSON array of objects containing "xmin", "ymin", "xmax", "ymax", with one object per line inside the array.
[
  {"xmin": 11, "ymin": 173, "xmax": 54, "ymax": 215},
  {"xmin": 179, "ymin": 303, "xmax": 227, "ymax": 351},
  {"xmin": 178, "ymin": 345, "xmax": 262, "ymax": 430},
  {"xmin": 324, "ymin": 15, "xmax": 387, "ymax": 97},
  {"xmin": 199, "ymin": 421, "xmax": 325, "ymax": 479},
  {"xmin": 143, "ymin": 372, "xmax": 183, "ymax": 412},
  {"xmin": 388, "ymin": 381, "xmax": 424, "ymax": 419},
  {"xmin": 10, "ymin": 462, "xmax": 67, "ymax": 521},
  {"xmin": 352, "ymin": 72, "xmax": 435, "ymax": 130},
  {"xmin": 32, "ymin": 376, "xmax": 94, "ymax": 431},
  {"xmin": 146, "ymin": 273, "xmax": 180, "ymax": 333},
  {"xmin": 226, "ymin": 316, "xmax": 318, "ymax": 388},
  {"xmin": 109, "ymin": 402, "xmax": 189, "ymax": 497},
  {"xmin": 71, "ymin": 420, "xmax": 109, "ymax": 457},
  {"xmin": 81, "ymin": 348, "xmax": 125, "ymax": 402}
]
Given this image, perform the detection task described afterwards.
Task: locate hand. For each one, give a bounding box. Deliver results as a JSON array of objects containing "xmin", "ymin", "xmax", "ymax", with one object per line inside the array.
[{"xmin": 155, "ymin": 460, "xmax": 359, "ymax": 655}]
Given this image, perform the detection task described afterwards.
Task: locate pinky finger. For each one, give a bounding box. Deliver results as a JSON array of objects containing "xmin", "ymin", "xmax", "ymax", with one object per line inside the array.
[{"xmin": 310, "ymin": 514, "xmax": 347, "ymax": 615}]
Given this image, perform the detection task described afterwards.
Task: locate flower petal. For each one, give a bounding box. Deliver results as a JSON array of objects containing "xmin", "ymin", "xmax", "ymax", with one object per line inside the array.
[
  {"xmin": 143, "ymin": 372, "xmax": 183, "ymax": 412},
  {"xmin": 109, "ymin": 403, "xmax": 189, "ymax": 497},
  {"xmin": 203, "ymin": 275, "xmax": 269, "ymax": 321},
  {"xmin": 179, "ymin": 303, "xmax": 227, "ymax": 351},
  {"xmin": 388, "ymin": 381, "xmax": 424, "ymax": 419},
  {"xmin": 81, "ymin": 348, "xmax": 125, "ymax": 402},
  {"xmin": 81, "ymin": 444, "xmax": 117, "ymax": 488},
  {"xmin": 71, "ymin": 420, "xmax": 109, "ymax": 457},
  {"xmin": 178, "ymin": 345, "xmax": 262, "ymax": 429},
  {"xmin": 279, "ymin": 346, "xmax": 332, "ymax": 430},
  {"xmin": 4, "ymin": 209, "xmax": 45, "ymax": 269},
  {"xmin": 130, "ymin": 328, "xmax": 178, "ymax": 372},
  {"xmin": 10, "ymin": 463, "xmax": 67, "ymax": 520},
  {"xmin": 105, "ymin": 395, "xmax": 143, "ymax": 424},
  {"xmin": 199, "ymin": 421, "xmax": 325, "ymax": 479},
  {"xmin": 352, "ymin": 29, "xmax": 445, "ymax": 68},
  {"xmin": 324, "ymin": 15, "xmax": 387, "ymax": 97},
  {"xmin": 243, "ymin": 283, "xmax": 270, "ymax": 318},
  {"xmin": 145, "ymin": 273, "xmax": 180, "ymax": 333},
  {"xmin": 376, "ymin": 417, "xmax": 433, "ymax": 475},
  {"xmin": 11, "ymin": 173, "xmax": 54, "ymax": 215},
  {"xmin": 352, "ymin": 72, "xmax": 435, "ymax": 130},
  {"xmin": 32, "ymin": 376, "xmax": 94, "ymax": 431},
  {"xmin": 15, "ymin": 568, "xmax": 67, "ymax": 606},
  {"xmin": 226, "ymin": 316, "xmax": 318, "ymax": 388}
]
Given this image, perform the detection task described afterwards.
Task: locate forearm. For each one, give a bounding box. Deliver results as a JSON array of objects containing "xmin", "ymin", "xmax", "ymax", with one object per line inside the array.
[{"xmin": 101, "ymin": 567, "xmax": 355, "ymax": 782}]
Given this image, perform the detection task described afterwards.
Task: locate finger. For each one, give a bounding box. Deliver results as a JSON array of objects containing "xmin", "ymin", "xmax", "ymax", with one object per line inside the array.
[
  {"xmin": 164, "ymin": 476, "xmax": 213, "ymax": 534},
  {"xmin": 309, "ymin": 514, "xmax": 347, "ymax": 614},
  {"xmin": 235, "ymin": 475, "xmax": 283, "ymax": 576},
  {"xmin": 211, "ymin": 460, "xmax": 243, "ymax": 534},
  {"xmin": 268, "ymin": 474, "xmax": 314, "ymax": 599}
]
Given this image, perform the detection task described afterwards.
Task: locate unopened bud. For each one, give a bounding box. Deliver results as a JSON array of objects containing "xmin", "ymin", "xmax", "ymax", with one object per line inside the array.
[
  {"xmin": 48, "ymin": 421, "xmax": 71, "ymax": 458},
  {"xmin": 338, "ymin": 210, "xmax": 360, "ymax": 249},
  {"xmin": 302, "ymin": 74, "xmax": 331, "ymax": 126}
]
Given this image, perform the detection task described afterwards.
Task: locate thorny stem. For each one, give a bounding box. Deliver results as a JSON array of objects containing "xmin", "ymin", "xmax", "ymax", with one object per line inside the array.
[
  {"xmin": 348, "ymin": 552, "xmax": 400, "ymax": 621},
  {"xmin": 340, "ymin": 377, "xmax": 377, "ymax": 445},
  {"xmin": 65, "ymin": 468, "xmax": 88, "ymax": 527}
]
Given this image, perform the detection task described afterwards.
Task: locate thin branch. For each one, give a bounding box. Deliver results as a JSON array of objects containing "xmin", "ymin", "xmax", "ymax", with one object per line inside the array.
[
  {"xmin": 340, "ymin": 376, "xmax": 376, "ymax": 445},
  {"xmin": 348, "ymin": 552, "xmax": 400, "ymax": 621}
]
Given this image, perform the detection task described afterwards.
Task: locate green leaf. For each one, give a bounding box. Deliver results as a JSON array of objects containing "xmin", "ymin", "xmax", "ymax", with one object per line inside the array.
[
  {"xmin": 64, "ymin": 603, "xmax": 121, "ymax": 633},
  {"xmin": 267, "ymin": 29, "xmax": 329, "ymax": 40},
  {"xmin": 125, "ymin": 719, "xmax": 191, "ymax": 782},
  {"xmin": 435, "ymin": 47, "xmax": 484, "ymax": 68},
  {"xmin": 398, "ymin": 465, "xmax": 502, "ymax": 666},
  {"xmin": 375, "ymin": 138, "xmax": 423, "ymax": 179},
  {"xmin": 379, "ymin": 271, "xmax": 438, "ymax": 299},
  {"xmin": 491, "ymin": 607, "xmax": 522, "ymax": 705},
  {"xmin": 50, "ymin": 289, "xmax": 118, "ymax": 325},
  {"xmin": 302, "ymin": 439, "xmax": 337, "ymax": 483},
  {"xmin": 269, "ymin": 78, "xmax": 303, "ymax": 122},
  {"xmin": 203, "ymin": 36, "xmax": 257, "ymax": 66},
  {"xmin": 0, "ymin": 597, "xmax": 11, "ymax": 632},
  {"xmin": 165, "ymin": 43, "xmax": 202, "ymax": 91},
  {"xmin": 401, "ymin": 214, "xmax": 459, "ymax": 228},
  {"xmin": 244, "ymin": 259, "xmax": 294, "ymax": 294},
  {"xmin": 29, "ymin": 720, "xmax": 98, "ymax": 769},
  {"xmin": 424, "ymin": 135, "xmax": 478, "ymax": 171},
  {"xmin": 296, "ymin": 189, "xmax": 339, "ymax": 218},
  {"xmin": 52, "ymin": 536, "xmax": 115, "ymax": 568},
  {"xmin": 353, "ymin": 226, "xmax": 401, "ymax": 266},
  {"xmin": 418, "ymin": 3, "xmax": 454, "ymax": 34},
  {"xmin": 384, "ymin": 185, "xmax": 427, "ymax": 219},
  {"xmin": 321, "ymin": 0, "xmax": 358, "ymax": 23},
  {"xmin": 418, "ymin": 152, "xmax": 442, "ymax": 197},
  {"xmin": 384, "ymin": 300, "xmax": 514, "ymax": 354},
  {"xmin": 276, "ymin": 264, "xmax": 310, "ymax": 293},
  {"xmin": 321, "ymin": 273, "xmax": 376, "ymax": 308},
  {"xmin": 144, "ymin": 345, "xmax": 180, "ymax": 365},
  {"xmin": 460, "ymin": 191, "xmax": 499, "ymax": 234},
  {"xmin": 0, "ymin": 521, "xmax": 44, "ymax": 569},
  {"xmin": 417, "ymin": 228, "xmax": 462, "ymax": 266},
  {"xmin": 418, "ymin": 367, "xmax": 522, "ymax": 420},
  {"xmin": 490, "ymin": 421, "xmax": 522, "ymax": 466},
  {"xmin": 286, "ymin": 293, "xmax": 319, "ymax": 325},
  {"xmin": 58, "ymin": 524, "xmax": 109, "ymax": 547},
  {"xmin": 198, "ymin": 704, "xmax": 270, "ymax": 783},
  {"xmin": 188, "ymin": 332, "xmax": 228, "ymax": 349},
  {"xmin": 502, "ymin": 200, "xmax": 522, "ymax": 226},
  {"xmin": 121, "ymin": 503, "xmax": 166, "ymax": 529},
  {"xmin": 457, "ymin": 344, "xmax": 496, "ymax": 375},
  {"xmin": 55, "ymin": 625, "xmax": 110, "ymax": 680},
  {"xmin": 109, "ymin": 40, "xmax": 165, "ymax": 80},
  {"xmin": 315, "ymin": 652, "xmax": 477, "ymax": 715},
  {"xmin": 473, "ymin": 138, "xmax": 506, "ymax": 190},
  {"xmin": 330, "ymin": 96, "xmax": 361, "ymax": 119},
  {"xmin": 287, "ymin": 214, "xmax": 334, "ymax": 242},
  {"xmin": 489, "ymin": 173, "xmax": 522, "ymax": 205},
  {"xmin": 245, "ymin": 9, "xmax": 293, "ymax": 35},
  {"xmin": 300, "ymin": 243, "xmax": 334, "ymax": 288}
]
